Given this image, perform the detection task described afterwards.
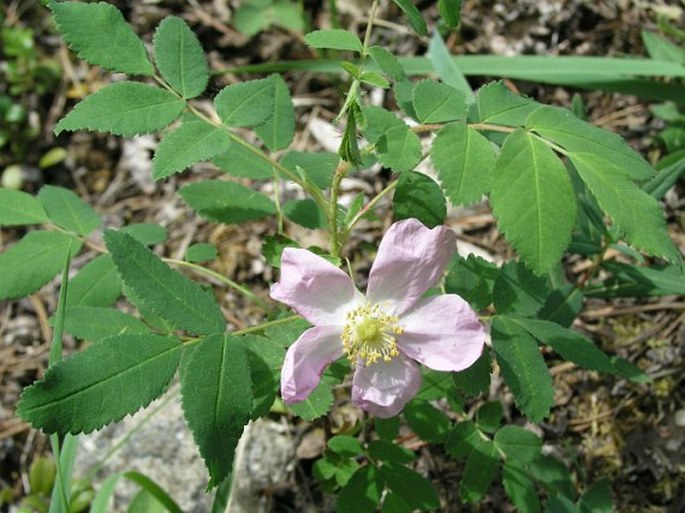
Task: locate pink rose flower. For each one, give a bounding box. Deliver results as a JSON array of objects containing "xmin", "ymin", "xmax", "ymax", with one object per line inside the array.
[{"xmin": 271, "ymin": 218, "xmax": 487, "ymax": 418}]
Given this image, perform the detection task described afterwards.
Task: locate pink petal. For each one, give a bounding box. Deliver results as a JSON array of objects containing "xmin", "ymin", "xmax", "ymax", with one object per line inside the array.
[
  {"xmin": 271, "ymin": 248, "xmax": 363, "ymax": 326},
  {"xmin": 351, "ymin": 354, "xmax": 421, "ymax": 418},
  {"xmin": 367, "ymin": 219, "xmax": 456, "ymax": 315},
  {"xmin": 281, "ymin": 325, "xmax": 344, "ymax": 403},
  {"xmin": 397, "ymin": 294, "xmax": 486, "ymax": 372}
]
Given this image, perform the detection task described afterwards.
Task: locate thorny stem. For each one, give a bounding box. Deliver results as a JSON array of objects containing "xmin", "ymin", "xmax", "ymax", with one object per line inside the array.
[
  {"xmin": 343, "ymin": 179, "xmax": 399, "ymax": 240},
  {"xmin": 328, "ymin": 0, "xmax": 380, "ymax": 259}
]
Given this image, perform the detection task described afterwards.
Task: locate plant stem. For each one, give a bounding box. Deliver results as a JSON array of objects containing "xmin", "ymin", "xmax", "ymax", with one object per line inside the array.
[
  {"xmin": 328, "ymin": 160, "xmax": 351, "ymax": 259},
  {"xmin": 344, "ymin": 179, "xmax": 399, "ymax": 234},
  {"xmin": 232, "ymin": 314, "xmax": 301, "ymax": 336},
  {"xmin": 164, "ymin": 258, "xmax": 271, "ymax": 311}
]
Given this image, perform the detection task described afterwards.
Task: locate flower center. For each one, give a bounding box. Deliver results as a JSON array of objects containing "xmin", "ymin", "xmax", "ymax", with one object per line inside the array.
[{"xmin": 341, "ymin": 303, "xmax": 403, "ymax": 366}]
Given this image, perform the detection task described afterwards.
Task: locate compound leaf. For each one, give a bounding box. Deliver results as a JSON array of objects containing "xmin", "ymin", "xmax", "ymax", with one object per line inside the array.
[
  {"xmin": 38, "ymin": 185, "xmax": 101, "ymax": 236},
  {"xmin": 179, "ymin": 180, "xmax": 276, "ymax": 224},
  {"xmin": 0, "ymin": 189, "xmax": 47, "ymax": 226}
]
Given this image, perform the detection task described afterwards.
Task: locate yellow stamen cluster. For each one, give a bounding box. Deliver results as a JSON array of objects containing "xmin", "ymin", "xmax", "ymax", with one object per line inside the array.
[{"xmin": 341, "ymin": 303, "xmax": 404, "ymax": 366}]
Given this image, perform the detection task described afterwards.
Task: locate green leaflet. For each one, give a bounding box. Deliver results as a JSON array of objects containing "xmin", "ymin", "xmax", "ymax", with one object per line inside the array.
[
  {"xmin": 337, "ymin": 466, "xmax": 383, "ymax": 513},
  {"xmin": 427, "ymin": 32, "xmax": 474, "ymax": 104},
  {"xmin": 50, "ymin": 1, "xmax": 153, "ymax": 76},
  {"xmin": 254, "ymin": 75, "xmax": 296, "ymax": 151},
  {"xmin": 572, "ymin": 162, "xmax": 679, "ymax": 262},
  {"xmin": 494, "ymin": 425, "xmax": 542, "ymax": 463},
  {"xmin": 391, "ymin": 0, "xmax": 428, "ymax": 36},
  {"xmin": 38, "ymin": 185, "xmax": 101, "ymax": 236},
  {"xmin": 153, "ymin": 16, "xmax": 208, "ymax": 99},
  {"xmin": 153, "ymin": 118, "xmax": 232, "ymax": 179},
  {"xmin": 55, "ymin": 82, "xmax": 185, "ymax": 137},
  {"xmin": 491, "ymin": 316, "xmax": 554, "ymax": 422},
  {"xmin": 0, "ymin": 231, "xmax": 81, "ymax": 301},
  {"xmin": 432, "ymin": 123, "xmax": 496, "ymax": 206},
  {"xmin": 376, "ymin": 125, "xmax": 422, "ymax": 173},
  {"xmin": 289, "ymin": 374, "xmax": 337, "ymax": 421},
  {"xmin": 403, "ymin": 401, "xmax": 451, "ymax": 444},
  {"xmin": 459, "ymin": 440, "xmax": 499, "ymax": 503},
  {"xmin": 493, "ymin": 261, "xmax": 551, "ymax": 317},
  {"xmin": 66, "ymin": 254, "xmax": 122, "ymax": 308},
  {"xmin": 180, "ymin": 335, "xmax": 252, "ymax": 488},
  {"xmin": 438, "ymin": 0, "xmax": 462, "ymax": 28},
  {"xmin": 104, "ymin": 230, "xmax": 226, "ymax": 335},
  {"xmin": 0, "ymin": 189, "xmax": 48, "ymax": 226},
  {"xmin": 490, "ymin": 129, "xmax": 576, "ymax": 274},
  {"xmin": 17, "ymin": 333, "xmax": 181, "ymax": 434},
  {"xmin": 586, "ymin": 261, "xmax": 685, "ymax": 298},
  {"xmin": 393, "ymin": 171, "xmax": 446, "ymax": 228},
  {"xmin": 179, "ymin": 180, "xmax": 277, "ymax": 224},
  {"xmin": 240, "ymin": 334, "xmax": 285, "ymax": 419},
  {"xmin": 502, "ymin": 460, "xmax": 541, "ymax": 513},
  {"xmin": 412, "ymin": 80, "xmax": 466, "ymax": 123},
  {"xmin": 213, "ymin": 141, "xmax": 275, "ymax": 179},
  {"xmin": 511, "ymin": 317, "xmax": 616, "ymax": 374},
  {"xmin": 526, "ymin": 105, "xmax": 655, "ymax": 181},
  {"xmin": 380, "ymin": 462, "xmax": 440, "ymax": 511},
  {"xmin": 304, "ymin": 29, "xmax": 363, "ymax": 53},
  {"xmin": 63, "ymin": 306, "xmax": 149, "ymax": 341},
  {"xmin": 475, "ymin": 81, "xmax": 538, "ymax": 126},
  {"xmin": 214, "ymin": 78, "xmax": 275, "ymax": 127},
  {"xmin": 367, "ymin": 46, "xmax": 406, "ymax": 81},
  {"xmin": 283, "ymin": 199, "xmax": 328, "ymax": 229},
  {"xmin": 120, "ymin": 223, "xmax": 169, "ymax": 246},
  {"xmin": 185, "ymin": 243, "xmax": 218, "ymax": 263}
]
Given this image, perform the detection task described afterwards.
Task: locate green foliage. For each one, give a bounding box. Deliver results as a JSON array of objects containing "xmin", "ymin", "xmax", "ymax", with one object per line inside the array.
[
  {"xmin": 337, "ymin": 465, "xmax": 383, "ymax": 513},
  {"xmin": 241, "ymin": 334, "xmax": 284, "ymax": 418},
  {"xmin": 55, "ymin": 82, "xmax": 185, "ymax": 137},
  {"xmin": 412, "ymin": 80, "xmax": 466, "ymax": 123},
  {"xmin": 180, "ymin": 335, "xmax": 252, "ymax": 488},
  {"xmin": 475, "ymin": 401, "xmax": 503, "ymax": 433},
  {"xmin": 452, "ymin": 349, "xmax": 492, "ymax": 396},
  {"xmin": 445, "ymin": 255, "xmax": 499, "ymax": 311},
  {"xmin": 475, "ymin": 82, "xmax": 538, "ymax": 126},
  {"xmin": 392, "ymin": 171, "xmax": 446, "ymax": 228},
  {"xmin": 642, "ymin": 31, "xmax": 685, "ymax": 65},
  {"xmin": 403, "ymin": 400, "xmax": 451, "ymax": 443},
  {"xmin": 17, "ymin": 333, "xmax": 181, "ymax": 434},
  {"xmin": 105, "ymin": 230, "xmax": 226, "ymax": 335},
  {"xmin": 502, "ymin": 460, "xmax": 541, "ymax": 513},
  {"xmin": 380, "ymin": 462, "xmax": 440, "ymax": 511},
  {"xmin": 179, "ymin": 180, "xmax": 277, "ymax": 224},
  {"xmin": 438, "ymin": 0, "xmax": 462, "ymax": 28},
  {"xmin": 459, "ymin": 440, "xmax": 499, "ymax": 502},
  {"xmin": 153, "ymin": 16, "xmax": 208, "ymax": 99},
  {"xmin": 63, "ymin": 306, "xmax": 149, "ymax": 341},
  {"xmin": 494, "ymin": 426, "xmax": 542, "ymax": 463},
  {"xmin": 0, "ymin": 189, "xmax": 47, "ymax": 226},
  {"xmin": 428, "ymin": 32, "xmax": 474, "ymax": 104},
  {"xmin": 214, "ymin": 78, "xmax": 275, "ymax": 127},
  {"xmin": 255, "ymin": 75, "xmax": 296, "ymax": 151},
  {"xmin": 233, "ymin": 0, "xmax": 304, "ymax": 36},
  {"xmin": 514, "ymin": 317, "xmax": 616, "ymax": 374},
  {"xmin": 213, "ymin": 142, "xmax": 275, "ymax": 179},
  {"xmin": 120, "ymin": 223, "xmax": 169, "ymax": 246},
  {"xmin": 50, "ymin": 1, "xmax": 153, "ymax": 76},
  {"xmin": 367, "ymin": 46, "xmax": 406, "ymax": 81},
  {"xmin": 391, "ymin": 0, "xmax": 428, "ymax": 36},
  {"xmin": 376, "ymin": 125, "xmax": 422, "ymax": 172},
  {"xmin": 493, "ymin": 261, "xmax": 551, "ymax": 317},
  {"xmin": 586, "ymin": 261, "xmax": 685, "ymax": 298},
  {"xmin": 280, "ymin": 151, "xmax": 339, "ymax": 188},
  {"xmin": 304, "ymin": 29, "xmax": 363, "ymax": 53},
  {"xmin": 0, "ymin": 231, "xmax": 81, "ymax": 300},
  {"xmin": 185, "ymin": 243, "xmax": 218, "ymax": 263},
  {"xmin": 66, "ymin": 255, "xmax": 122, "ymax": 308},
  {"xmin": 153, "ymin": 118, "xmax": 231, "ymax": 179},
  {"xmin": 289, "ymin": 374, "xmax": 338, "ymax": 420},
  {"xmin": 283, "ymin": 199, "xmax": 328, "ymax": 229},
  {"xmin": 491, "ymin": 316, "xmax": 554, "ymax": 422},
  {"xmin": 490, "ymin": 129, "xmax": 576, "ymax": 274},
  {"xmin": 367, "ymin": 440, "xmax": 416, "ymax": 464},
  {"xmin": 38, "ymin": 185, "xmax": 101, "ymax": 236},
  {"xmin": 432, "ymin": 122, "xmax": 496, "ymax": 206}
]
